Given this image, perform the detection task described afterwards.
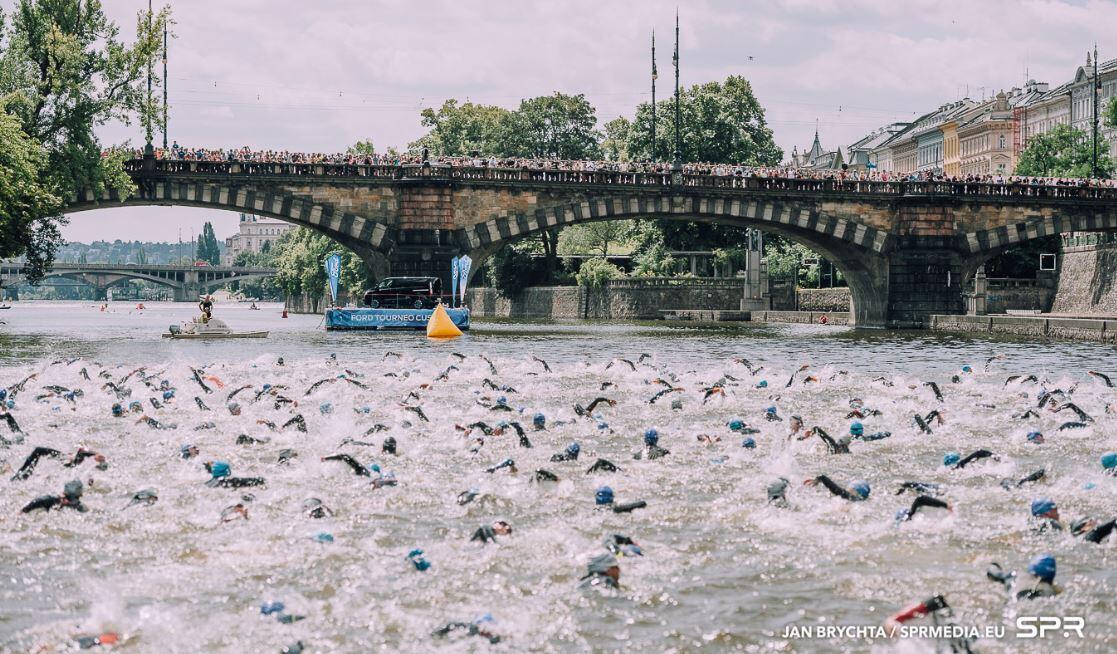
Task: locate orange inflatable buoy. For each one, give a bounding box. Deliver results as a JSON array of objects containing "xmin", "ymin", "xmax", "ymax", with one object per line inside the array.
[{"xmin": 426, "ymin": 303, "xmax": 463, "ymax": 339}]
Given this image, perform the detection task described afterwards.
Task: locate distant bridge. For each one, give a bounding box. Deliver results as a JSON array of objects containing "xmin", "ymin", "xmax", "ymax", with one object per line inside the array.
[
  {"xmin": 0, "ymin": 263, "xmax": 277, "ymax": 301},
  {"xmin": 61, "ymin": 156, "xmax": 1117, "ymax": 327}
]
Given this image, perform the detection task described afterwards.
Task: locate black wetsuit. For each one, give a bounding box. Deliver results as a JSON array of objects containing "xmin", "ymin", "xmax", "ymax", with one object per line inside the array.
[
  {"xmin": 813, "ymin": 475, "xmax": 864, "ymax": 501},
  {"xmin": 815, "ymin": 429, "xmax": 849, "ymax": 454},
  {"xmin": 11, "ymin": 447, "xmax": 61, "ymax": 481},
  {"xmin": 900, "ymin": 495, "xmax": 949, "ymax": 520},
  {"xmin": 22, "ymin": 494, "xmax": 86, "ymax": 513},
  {"xmin": 954, "ymin": 449, "xmax": 995, "ymax": 469},
  {"xmin": 633, "ymin": 445, "xmax": 670, "ymax": 460}
]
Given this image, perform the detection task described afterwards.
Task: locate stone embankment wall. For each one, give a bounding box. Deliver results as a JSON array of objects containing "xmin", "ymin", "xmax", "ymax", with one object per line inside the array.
[
  {"xmin": 930, "ymin": 314, "xmax": 1117, "ymax": 342},
  {"xmin": 796, "ymin": 288, "xmax": 851, "ymax": 312},
  {"xmin": 1051, "ymin": 243, "xmax": 1117, "ymax": 314},
  {"xmin": 467, "ymin": 278, "xmax": 751, "ymax": 320}
]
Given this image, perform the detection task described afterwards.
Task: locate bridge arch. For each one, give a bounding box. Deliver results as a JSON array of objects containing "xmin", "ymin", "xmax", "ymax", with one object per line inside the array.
[
  {"xmin": 64, "ymin": 179, "xmax": 395, "ymax": 277},
  {"xmin": 459, "ymin": 194, "xmax": 894, "ymax": 326}
]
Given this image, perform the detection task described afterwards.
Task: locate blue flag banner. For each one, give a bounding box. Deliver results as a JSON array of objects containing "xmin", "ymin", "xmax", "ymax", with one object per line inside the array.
[
  {"xmin": 324, "ymin": 253, "xmax": 342, "ymax": 305},
  {"xmin": 458, "ymin": 255, "xmax": 472, "ymax": 305},
  {"xmin": 450, "ymin": 256, "xmax": 460, "ymax": 308}
]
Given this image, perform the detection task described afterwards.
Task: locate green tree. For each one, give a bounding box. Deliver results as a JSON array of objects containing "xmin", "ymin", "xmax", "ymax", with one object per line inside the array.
[
  {"xmin": 0, "ymin": 110, "xmax": 59, "ymax": 280},
  {"xmin": 347, "ymin": 139, "xmax": 375, "ymax": 156},
  {"xmin": 499, "ymin": 93, "xmax": 602, "ymax": 160},
  {"xmin": 485, "ymin": 246, "xmax": 536, "ymax": 298},
  {"xmin": 1106, "ymin": 97, "xmax": 1117, "ymax": 130},
  {"xmin": 626, "ymin": 75, "xmax": 782, "ymax": 165},
  {"xmin": 575, "ymin": 257, "xmax": 626, "ymax": 288},
  {"xmin": 601, "ymin": 116, "xmax": 631, "ymax": 162},
  {"xmin": 409, "ymin": 99, "xmax": 512, "ymax": 156},
  {"xmin": 1015, "ymin": 124, "xmax": 1114, "ymax": 178},
  {"xmin": 558, "ymin": 220, "xmax": 635, "ymax": 257},
  {"xmin": 0, "ymin": 1, "xmax": 170, "ymax": 280},
  {"xmin": 271, "ymin": 228, "xmax": 371, "ymax": 301},
  {"xmin": 195, "ymin": 221, "xmax": 220, "ymax": 265},
  {"xmin": 135, "ymin": 245, "xmax": 146, "ymax": 265}
]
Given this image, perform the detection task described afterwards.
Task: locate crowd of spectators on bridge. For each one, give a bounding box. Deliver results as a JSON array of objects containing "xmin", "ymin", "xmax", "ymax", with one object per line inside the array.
[{"xmin": 124, "ymin": 143, "xmax": 1117, "ymax": 191}]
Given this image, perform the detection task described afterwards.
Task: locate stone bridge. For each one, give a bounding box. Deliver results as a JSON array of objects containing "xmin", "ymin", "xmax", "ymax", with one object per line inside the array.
[
  {"xmin": 0, "ymin": 262, "xmax": 276, "ymax": 301},
  {"xmin": 63, "ymin": 156, "xmax": 1117, "ymax": 327}
]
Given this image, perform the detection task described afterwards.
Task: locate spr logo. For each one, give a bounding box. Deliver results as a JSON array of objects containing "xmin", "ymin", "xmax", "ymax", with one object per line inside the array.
[{"xmin": 1016, "ymin": 616, "xmax": 1084, "ymax": 638}]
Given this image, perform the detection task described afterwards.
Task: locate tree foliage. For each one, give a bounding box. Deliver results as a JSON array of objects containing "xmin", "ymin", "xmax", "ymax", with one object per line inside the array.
[
  {"xmin": 271, "ymin": 227, "xmax": 372, "ymax": 300},
  {"xmin": 1015, "ymin": 124, "xmax": 1114, "ymax": 178},
  {"xmin": 575, "ymin": 257, "xmax": 625, "ymax": 288},
  {"xmin": 0, "ymin": 0, "xmax": 170, "ymax": 280},
  {"xmin": 626, "ymin": 75, "xmax": 782, "ymax": 165},
  {"xmin": 601, "ymin": 116, "xmax": 631, "ymax": 162},
  {"xmin": 499, "ymin": 93, "xmax": 602, "ymax": 160},
  {"xmin": 558, "ymin": 220, "xmax": 635, "ymax": 257},
  {"xmin": 485, "ymin": 246, "xmax": 536, "ymax": 298},
  {"xmin": 0, "ymin": 110, "xmax": 59, "ymax": 280},
  {"xmin": 409, "ymin": 99, "xmax": 512, "ymax": 156},
  {"xmin": 195, "ymin": 221, "xmax": 220, "ymax": 265},
  {"xmin": 347, "ymin": 139, "xmax": 375, "ymax": 156},
  {"xmin": 1106, "ymin": 97, "xmax": 1117, "ymax": 130}
]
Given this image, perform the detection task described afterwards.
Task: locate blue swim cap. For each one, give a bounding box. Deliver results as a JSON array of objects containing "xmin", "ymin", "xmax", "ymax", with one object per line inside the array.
[
  {"xmin": 851, "ymin": 480, "xmax": 871, "ymax": 499},
  {"xmin": 312, "ymin": 531, "xmax": 334, "ymax": 543},
  {"xmin": 4, "ymin": 399, "xmax": 12, "ymax": 410},
  {"xmin": 1031, "ymin": 497, "xmax": 1057, "ymax": 517},
  {"xmin": 162, "ymin": 390, "xmax": 175, "ymax": 401},
  {"xmin": 263, "ymin": 383, "xmax": 272, "ymax": 391},
  {"xmin": 319, "ymin": 402, "xmax": 333, "ymax": 414},
  {"xmin": 566, "ymin": 442, "xmax": 581, "ymax": 456},
  {"xmin": 0, "ymin": 389, "xmax": 6, "ymax": 401},
  {"xmin": 850, "ymin": 421, "xmax": 864, "ymax": 436},
  {"xmin": 595, "ymin": 486, "xmax": 614, "ymax": 505},
  {"xmin": 728, "ymin": 418, "xmax": 745, "ymax": 431},
  {"xmin": 209, "ymin": 461, "xmax": 231, "ymax": 478},
  {"xmin": 643, "ymin": 428, "xmax": 659, "ymax": 446},
  {"xmin": 766, "ymin": 406, "xmax": 777, "ymax": 414},
  {"xmin": 961, "ymin": 365, "xmax": 972, "ymax": 373},
  {"xmin": 1026, "ymin": 431, "xmax": 1044, "ymax": 443},
  {"xmin": 111, "ymin": 403, "xmax": 123, "ymax": 416},
  {"xmin": 943, "ymin": 451, "xmax": 961, "ymax": 467},
  {"xmin": 741, "ymin": 437, "xmax": 756, "ymax": 449},
  {"xmin": 1083, "ymin": 482, "xmax": 1097, "ymax": 490},
  {"xmin": 260, "ymin": 601, "xmax": 285, "ymax": 615},
  {"xmin": 596, "ymin": 420, "xmax": 609, "ymax": 430},
  {"xmin": 756, "ymin": 380, "xmax": 768, "ymax": 388},
  {"xmin": 497, "ymin": 396, "xmax": 507, "ymax": 405},
  {"xmin": 533, "ymin": 412, "xmax": 546, "ymax": 427},
  {"xmin": 129, "ymin": 400, "xmax": 143, "ymax": 412},
  {"xmin": 1101, "ymin": 452, "xmax": 1117, "ymax": 470},
  {"xmin": 1027, "ymin": 554, "xmax": 1056, "ymax": 582},
  {"xmin": 357, "ymin": 405, "xmax": 371, "ymax": 414},
  {"xmin": 407, "ymin": 549, "xmax": 430, "ymax": 571},
  {"xmin": 473, "ymin": 613, "xmax": 495, "ymax": 626}
]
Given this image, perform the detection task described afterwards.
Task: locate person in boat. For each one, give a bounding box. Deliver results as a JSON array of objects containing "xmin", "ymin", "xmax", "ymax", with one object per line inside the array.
[{"xmin": 198, "ymin": 295, "xmax": 214, "ymax": 323}]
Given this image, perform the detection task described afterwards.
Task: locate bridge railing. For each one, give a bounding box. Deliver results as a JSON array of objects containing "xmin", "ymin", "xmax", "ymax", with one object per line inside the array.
[{"xmin": 123, "ymin": 159, "xmax": 1117, "ymax": 201}]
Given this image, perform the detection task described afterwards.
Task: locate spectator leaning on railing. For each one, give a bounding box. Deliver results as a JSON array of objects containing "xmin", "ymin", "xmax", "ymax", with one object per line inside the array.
[{"xmin": 116, "ymin": 146, "xmax": 1117, "ymax": 191}]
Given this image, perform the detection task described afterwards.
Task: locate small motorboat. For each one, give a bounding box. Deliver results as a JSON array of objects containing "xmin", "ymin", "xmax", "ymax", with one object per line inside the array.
[
  {"xmin": 0, "ymin": 305, "xmax": 11, "ymax": 310},
  {"xmin": 162, "ymin": 317, "xmax": 268, "ymax": 339}
]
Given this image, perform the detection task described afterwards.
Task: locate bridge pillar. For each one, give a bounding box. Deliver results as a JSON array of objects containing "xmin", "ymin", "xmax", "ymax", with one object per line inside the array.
[
  {"xmin": 92, "ymin": 286, "xmax": 108, "ymax": 301},
  {"xmin": 885, "ymin": 243, "xmax": 966, "ymax": 328},
  {"xmin": 385, "ymin": 229, "xmax": 462, "ymax": 294},
  {"xmin": 2, "ymin": 286, "xmax": 17, "ymax": 301}
]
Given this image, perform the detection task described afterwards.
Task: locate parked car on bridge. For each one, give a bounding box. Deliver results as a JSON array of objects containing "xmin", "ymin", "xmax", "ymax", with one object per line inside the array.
[{"xmin": 363, "ymin": 276, "xmax": 443, "ymax": 309}]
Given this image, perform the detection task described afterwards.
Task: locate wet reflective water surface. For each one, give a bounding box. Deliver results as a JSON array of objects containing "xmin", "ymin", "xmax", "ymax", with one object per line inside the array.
[{"xmin": 1, "ymin": 302, "xmax": 1116, "ymax": 653}]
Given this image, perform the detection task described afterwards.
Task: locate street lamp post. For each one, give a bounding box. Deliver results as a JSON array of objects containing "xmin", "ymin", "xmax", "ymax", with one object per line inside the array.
[
  {"xmin": 672, "ymin": 10, "xmax": 682, "ymax": 173},
  {"xmin": 1092, "ymin": 43, "xmax": 1100, "ymax": 179}
]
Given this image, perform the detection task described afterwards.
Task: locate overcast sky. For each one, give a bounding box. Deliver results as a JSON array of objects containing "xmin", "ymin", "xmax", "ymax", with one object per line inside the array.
[{"xmin": 30, "ymin": 0, "xmax": 1116, "ymax": 243}]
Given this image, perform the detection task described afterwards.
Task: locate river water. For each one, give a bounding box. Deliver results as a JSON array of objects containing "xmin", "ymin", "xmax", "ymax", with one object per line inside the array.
[{"xmin": 1, "ymin": 301, "xmax": 1116, "ymax": 653}]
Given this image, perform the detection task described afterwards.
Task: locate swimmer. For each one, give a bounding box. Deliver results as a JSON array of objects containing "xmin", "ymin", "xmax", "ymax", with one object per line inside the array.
[
  {"xmin": 579, "ymin": 553, "xmax": 621, "ymax": 589},
  {"xmin": 321, "ymin": 453, "xmax": 372, "ymax": 476},
  {"xmin": 633, "ymin": 428, "xmax": 670, "ymax": 460},
  {"xmin": 432, "ymin": 615, "xmax": 501, "ymax": 644},
  {"xmin": 302, "ymin": 498, "xmax": 333, "ymax": 519},
  {"xmin": 604, "ymin": 534, "xmax": 643, "ymax": 557},
  {"xmin": 849, "ymin": 421, "xmax": 892, "ymax": 442},
  {"xmin": 767, "ymin": 477, "xmax": 790, "ymax": 507},
  {"xmin": 943, "ymin": 449, "xmax": 997, "ymax": 469},
  {"xmin": 574, "ymin": 397, "xmax": 616, "ymax": 416},
  {"xmin": 203, "ymin": 461, "xmax": 265, "ymax": 488},
  {"xmin": 550, "ymin": 442, "xmax": 581, "ymax": 462},
  {"xmin": 999, "ymin": 468, "xmax": 1045, "ymax": 490},
  {"xmin": 470, "ymin": 520, "xmax": 512, "ymax": 544},
  {"xmin": 804, "ymin": 475, "xmax": 870, "ymax": 502},
  {"xmin": 809, "ymin": 427, "xmax": 850, "ymax": 454},
  {"xmin": 10, "ymin": 446, "xmax": 62, "ymax": 481},
  {"xmin": 896, "ymin": 495, "xmax": 951, "ymax": 521},
  {"xmin": 987, "ymin": 554, "xmax": 1060, "ymax": 599},
  {"xmin": 586, "ymin": 458, "xmax": 621, "ymax": 473},
  {"xmin": 21, "ymin": 479, "xmax": 86, "ymax": 513}
]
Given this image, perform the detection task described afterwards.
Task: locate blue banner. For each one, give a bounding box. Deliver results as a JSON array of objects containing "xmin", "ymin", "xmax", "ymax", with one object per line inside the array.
[
  {"xmin": 324, "ymin": 253, "xmax": 342, "ymax": 305},
  {"xmin": 450, "ymin": 256, "xmax": 460, "ymax": 308},
  {"xmin": 325, "ymin": 307, "xmax": 470, "ymax": 330},
  {"xmin": 458, "ymin": 255, "xmax": 472, "ymax": 305}
]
